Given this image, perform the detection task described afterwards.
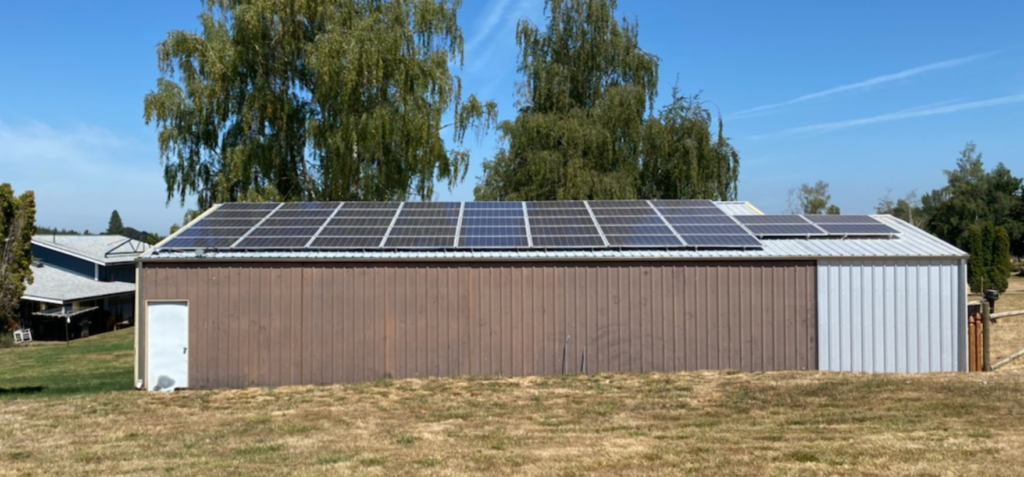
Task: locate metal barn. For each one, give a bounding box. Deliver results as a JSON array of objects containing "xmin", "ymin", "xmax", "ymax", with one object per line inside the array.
[{"xmin": 134, "ymin": 201, "xmax": 967, "ymax": 391}]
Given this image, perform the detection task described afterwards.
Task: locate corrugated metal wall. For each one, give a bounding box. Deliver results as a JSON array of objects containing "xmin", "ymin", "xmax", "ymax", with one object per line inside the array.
[
  {"xmin": 140, "ymin": 261, "xmax": 817, "ymax": 388},
  {"xmin": 817, "ymin": 259, "xmax": 966, "ymax": 373}
]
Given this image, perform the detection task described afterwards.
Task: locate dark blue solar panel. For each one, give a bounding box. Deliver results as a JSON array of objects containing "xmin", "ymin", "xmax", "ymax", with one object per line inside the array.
[
  {"xmin": 655, "ymin": 207, "xmax": 725, "ymax": 216},
  {"xmin": 328, "ymin": 217, "xmax": 394, "ymax": 227},
  {"xmin": 803, "ymin": 215, "xmax": 880, "ymax": 224},
  {"xmin": 600, "ymin": 225, "xmax": 676, "ymax": 235},
  {"xmin": 460, "ymin": 226, "xmax": 525, "ymax": 236},
  {"xmin": 527, "ymin": 201, "xmax": 585, "ymax": 209},
  {"xmin": 401, "ymin": 202, "xmax": 461, "ymax": 209},
  {"xmin": 664, "ymin": 215, "xmax": 739, "ymax": 225},
  {"xmin": 461, "ymin": 217, "xmax": 526, "ymax": 227},
  {"xmin": 593, "ymin": 216, "xmax": 665, "ymax": 226},
  {"xmin": 463, "ymin": 208, "xmax": 524, "ymax": 218},
  {"xmin": 744, "ymin": 224, "xmax": 825, "ymax": 237},
  {"xmin": 734, "ymin": 215, "xmax": 808, "ymax": 225},
  {"xmin": 672, "ymin": 225, "xmax": 750, "ymax": 235},
  {"xmin": 387, "ymin": 226, "xmax": 457, "ymax": 237},
  {"xmin": 385, "ymin": 236, "xmax": 456, "ymax": 248},
  {"xmin": 394, "ymin": 217, "xmax": 458, "ymax": 227},
  {"xmin": 260, "ymin": 218, "xmax": 330, "ymax": 227},
  {"xmin": 459, "ymin": 236, "xmax": 529, "ymax": 248},
  {"xmin": 815, "ymin": 224, "xmax": 898, "ymax": 235},
  {"xmin": 208, "ymin": 210, "xmax": 274, "ymax": 219},
  {"xmin": 319, "ymin": 225, "xmax": 387, "ymax": 236},
  {"xmin": 605, "ymin": 235, "xmax": 683, "ymax": 247},
  {"xmin": 269, "ymin": 210, "xmax": 335, "ymax": 218},
  {"xmin": 589, "ymin": 207, "xmax": 658, "ymax": 217},
  {"xmin": 532, "ymin": 235, "xmax": 605, "ymax": 247},
  {"xmin": 530, "ymin": 225, "xmax": 602, "ymax": 236},
  {"xmin": 247, "ymin": 227, "xmax": 322, "ymax": 238},
  {"xmin": 679, "ymin": 235, "xmax": 762, "ymax": 248},
  {"xmin": 311, "ymin": 236, "xmax": 382, "ymax": 248},
  {"xmin": 235, "ymin": 237, "xmax": 311, "ymax": 249},
  {"xmin": 161, "ymin": 237, "xmax": 239, "ymax": 249},
  {"xmin": 176, "ymin": 227, "xmax": 250, "ymax": 238},
  {"xmin": 525, "ymin": 208, "xmax": 591, "ymax": 217},
  {"xmin": 278, "ymin": 202, "xmax": 340, "ymax": 210},
  {"xmin": 218, "ymin": 202, "xmax": 281, "ymax": 210},
  {"xmin": 464, "ymin": 202, "xmax": 522, "ymax": 209},
  {"xmin": 587, "ymin": 200, "xmax": 650, "ymax": 208},
  {"xmin": 649, "ymin": 199, "xmax": 716, "ymax": 208}
]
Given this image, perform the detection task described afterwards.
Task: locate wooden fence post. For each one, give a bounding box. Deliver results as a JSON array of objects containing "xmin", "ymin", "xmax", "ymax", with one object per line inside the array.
[{"xmin": 983, "ymin": 301, "xmax": 991, "ymax": 372}]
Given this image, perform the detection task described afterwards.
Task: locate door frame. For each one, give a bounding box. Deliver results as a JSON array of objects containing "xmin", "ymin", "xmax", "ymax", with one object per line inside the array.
[{"xmin": 145, "ymin": 300, "xmax": 189, "ymax": 390}]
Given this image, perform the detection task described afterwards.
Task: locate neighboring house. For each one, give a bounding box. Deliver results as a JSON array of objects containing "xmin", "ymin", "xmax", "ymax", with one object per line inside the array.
[{"xmin": 18, "ymin": 235, "xmax": 150, "ymax": 340}]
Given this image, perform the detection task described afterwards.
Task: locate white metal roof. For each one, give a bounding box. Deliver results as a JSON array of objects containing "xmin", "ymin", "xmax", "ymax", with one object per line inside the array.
[
  {"xmin": 714, "ymin": 201, "xmax": 763, "ymax": 216},
  {"xmin": 143, "ymin": 215, "xmax": 967, "ymax": 261},
  {"xmin": 32, "ymin": 235, "xmax": 151, "ymax": 265},
  {"xmin": 21, "ymin": 264, "xmax": 136, "ymax": 304}
]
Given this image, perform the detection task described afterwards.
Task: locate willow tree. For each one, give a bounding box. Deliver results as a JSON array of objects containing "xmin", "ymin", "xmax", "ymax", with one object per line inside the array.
[
  {"xmin": 641, "ymin": 88, "xmax": 739, "ymax": 200},
  {"xmin": 145, "ymin": 0, "xmax": 496, "ymax": 209},
  {"xmin": 0, "ymin": 184, "xmax": 35, "ymax": 333},
  {"xmin": 475, "ymin": 0, "xmax": 658, "ymax": 201}
]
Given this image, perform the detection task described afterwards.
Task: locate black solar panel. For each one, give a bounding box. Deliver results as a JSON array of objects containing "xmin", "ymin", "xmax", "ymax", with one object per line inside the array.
[
  {"xmin": 236, "ymin": 237, "xmax": 311, "ymax": 249},
  {"xmin": 679, "ymin": 235, "xmax": 762, "ymax": 247},
  {"xmin": 802, "ymin": 215, "xmax": 898, "ymax": 236},
  {"xmin": 803, "ymin": 215, "xmax": 880, "ymax": 224},
  {"xmin": 207, "ymin": 210, "xmax": 274, "ymax": 219},
  {"xmin": 311, "ymin": 236, "xmax": 382, "ymax": 249},
  {"xmin": 278, "ymin": 202, "xmax": 340, "ymax": 210},
  {"xmin": 260, "ymin": 218, "xmax": 330, "ymax": 227},
  {"xmin": 655, "ymin": 207, "xmax": 726, "ymax": 216},
  {"xmin": 217, "ymin": 202, "xmax": 280, "ymax": 210},
  {"xmin": 318, "ymin": 226, "xmax": 390, "ymax": 237},
  {"xmin": 459, "ymin": 235, "xmax": 530, "ymax": 248},
  {"xmin": 161, "ymin": 237, "xmax": 239, "ymax": 249},
  {"xmin": 328, "ymin": 217, "xmax": 394, "ymax": 227},
  {"xmin": 385, "ymin": 236, "xmax": 457, "ymax": 248},
  {"xmin": 664, "ymin": 215, "xmax": 740, "ymax": 225},
  {"xmin": 672, "ymin": 224, "xmax": 751, "ymax": 235},
  {"xmin": 176, "ymin": 227, "xmax": 250, "ymax": 238},
  {"xmin": 649, "ymin": 199, "xmax": 716, "ymax": 207},
  {"xmin": 745, "ymin": 224, "xmax": 826, "ymax": 237},
  {"xmin": 269, "ymin": 210, "xmax": 335, "ymax": 218},
  {"xmin": 814, "ymin": 224, "xmax": 899, "ymax": 235},
  {"xmin": 734, "ymin": 215, "xmax": 808, "ymax": 224},
  {"xmin": 532, "ymin": 235, "xmax": 605, "ymax": 247},
  {"xmin": 247, "ymin": 226, "xmax": 322, "ymax": 238},
  {"xmin": 605, "ymin": 235, "xmax": 683, "ymax": 246}
]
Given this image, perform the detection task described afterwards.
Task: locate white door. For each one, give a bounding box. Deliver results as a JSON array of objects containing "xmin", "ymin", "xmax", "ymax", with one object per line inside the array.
[{"xmin": 147, "ymin": 301, "xmax": 189, "ymax": 391}]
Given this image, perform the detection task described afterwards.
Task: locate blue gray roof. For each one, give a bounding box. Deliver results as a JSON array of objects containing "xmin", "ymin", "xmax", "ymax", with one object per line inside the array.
[
  {"xmin": 32, "ymin": 235, "xmax": 151, "ymax": 265},
  {"xmin": 21, "ymin": 264, "xmax": 135, "ymax": 304}
]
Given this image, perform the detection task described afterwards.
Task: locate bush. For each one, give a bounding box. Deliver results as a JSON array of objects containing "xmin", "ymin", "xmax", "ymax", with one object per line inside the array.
[{"xmin": 0, "ymin": 333, "xmax": 14, "ymax": 349}]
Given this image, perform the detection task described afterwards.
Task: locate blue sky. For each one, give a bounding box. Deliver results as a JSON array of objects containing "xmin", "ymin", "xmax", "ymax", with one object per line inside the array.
[{"xmin": 1, "ymin": 1, "xmax": 1022, "ymax": 233}]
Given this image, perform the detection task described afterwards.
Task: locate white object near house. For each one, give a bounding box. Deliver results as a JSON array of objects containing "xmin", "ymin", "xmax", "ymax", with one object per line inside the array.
[
  {"xmin": 145, "ymin": 301, "xmax": 189, "ymax": 392},
  {"xmin": 13, "ymin": 329, "xmax": 32, "ymax": 344}
]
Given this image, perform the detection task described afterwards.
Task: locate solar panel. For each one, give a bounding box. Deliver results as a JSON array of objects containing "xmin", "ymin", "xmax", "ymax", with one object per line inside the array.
[
  {"xmin": 814, "ymin": 224, "xmax": 899, "ymax": 235},
  {"xmin": 235, "ymin": 237, "xmax": 311, "ymax": 249},
  {"xmin": 734, "ymin": 215, "xmax": 803, "ymax": 225},
  {"xmin": 744, "ymin": 224, "xmax": 826, "ymax": 237},
  {"xmin": 679, "ymin": 235, "xmax": 762, "ymax": 247},
  {"xmin": 161, "ymin": 237, "xmax": 239, "ymax": 249},
  {"xmin": 532, "ymin": 235, "xmax": 605, "ymax": 247},
  {"xmin": 802, "ymin": 215, "xmax": 898, "ymax": 236},
  {"xmin": 802, "ymin": 215, "xmax": 874, "ymax": 224},
  {"xmin": 155, "ymin": 200, "xmax": 775, "ymax": 252}
]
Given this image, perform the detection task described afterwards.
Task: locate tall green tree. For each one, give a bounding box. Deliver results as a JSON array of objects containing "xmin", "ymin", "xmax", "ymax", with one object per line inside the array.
[
  {"xmin": 106, "ymin": 210, "xmax": 124, "ymax": 235},
  {"xmin": 0, "ymin": 184, "xmax": 36, "ymax": 333},
  {"xmin": 145, "ymin": 0, "xmax": 497, "ymax": 210},
  {"xmin": 964, "ymin": 224, "xmax": 985, "ymax": 292},
  {"xmin": 875, "ymin": 190, "xmax": 925, "ymax": 227},
  {"xmin": 964, "ymin": 222, "xmax": 1012, "ymax": 293},
  {"xmin": 922, "ymin": 142, "xmax": 1023, "ymax": 256},
  {"xmin": 640, "ymin": 88, "xmax": 740, "ymax": 200},
  {"xmin": 475, "ymin": 0, "xmax": 659, "ymax": 200},
  {"xmin": 992, "ymin": 226, "xmax": 1011, "ymax": 292},
  {"xmin": 788, "ymin": 181, "xmax": 840, "ymax": 215}
]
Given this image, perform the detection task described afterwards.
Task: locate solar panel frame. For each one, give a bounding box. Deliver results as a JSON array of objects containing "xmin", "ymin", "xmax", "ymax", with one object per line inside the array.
[
  {"xmin": 734, "ymin": 215, "xmax": 810, "ymax": 225},
  {"xmin": 605, "ymin": 234, "xmax": 685, "ymax": 247},
  {"xmin": 161, "ymin": 237, "xmax": 240, "ymax": 249},
  {"xmin": 235, "ymin": 236, "xmax": 313, "ymax": 249},
  {"xmin": 744, "ymin": 224, "xmax": 828, "ymax": 237},
  {"xmin": 803, "ymin": 215, "xmax": 882, "ymax": 224},
  {"xmin": 814, "ymin": 223, "xmax": 900, "ymax": 236}
]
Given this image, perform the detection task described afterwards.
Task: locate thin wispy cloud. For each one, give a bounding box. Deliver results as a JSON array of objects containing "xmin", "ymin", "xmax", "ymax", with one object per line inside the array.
[
  {"xmin": 465, "ymin": 0, "xmax": 513, "ymax": 57},
  {"xmin": 732, "ymin": 51, "xmax": 998, "ymax": 119},
  {"xmin": 750, "ymin": 93, "xmax": 1024, "ymax": 139}
]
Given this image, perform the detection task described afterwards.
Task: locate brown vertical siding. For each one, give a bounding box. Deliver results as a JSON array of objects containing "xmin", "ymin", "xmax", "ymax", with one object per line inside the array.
[{"xmin": 140, "ymin": 261, "xmax": 817, "ymax": 389}]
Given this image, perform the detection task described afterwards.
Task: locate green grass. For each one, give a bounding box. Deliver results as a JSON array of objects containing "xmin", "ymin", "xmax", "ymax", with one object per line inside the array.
[{"xmin": 0, "ymin": 328, "xmax": 134, "ymax": 397}]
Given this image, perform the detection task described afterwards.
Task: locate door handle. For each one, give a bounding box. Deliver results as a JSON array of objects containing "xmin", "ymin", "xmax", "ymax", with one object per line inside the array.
[{"xmin": 183, "ymin": 347, "xmax": 188, "ymax": 355}]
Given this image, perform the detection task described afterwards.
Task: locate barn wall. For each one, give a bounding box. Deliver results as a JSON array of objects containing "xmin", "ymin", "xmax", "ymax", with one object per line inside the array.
[
  {"xmin": 817, "ymin": 259, "xmax": 966, "ymax": 373},
  {"xmin": 140, "ymin": 261, "xmax": 817, "ymax": 388}
]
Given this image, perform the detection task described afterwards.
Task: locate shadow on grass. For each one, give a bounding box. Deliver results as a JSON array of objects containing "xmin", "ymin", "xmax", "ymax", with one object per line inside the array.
[{"xmin": 0, "ymin": 386, "xmax": 45, "ymax": 395}]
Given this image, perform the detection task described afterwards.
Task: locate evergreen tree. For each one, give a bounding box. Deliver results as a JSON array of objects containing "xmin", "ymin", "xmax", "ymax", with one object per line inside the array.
[
  {"xmin": 992, "ymin": 226, "xmax": 1011, "ymax": 292},
  {"xmin": 106, "ymin": 210, "xmax": 124, "ymax": 235},
  {"xmin": 965, "ymin": 224, "xmax": 985, "ymax": 293},
  {"xmin": 145, "ymin": 0, "xmax": 497, "ymax": 209},
  {"xmin": 0, "ymin": 184, "xmax": 36, "ymax": 332}
]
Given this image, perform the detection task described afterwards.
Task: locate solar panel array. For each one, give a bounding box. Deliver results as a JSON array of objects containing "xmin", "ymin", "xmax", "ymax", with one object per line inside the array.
[
  {"xmin": 158, "ymin": 201, "xmax": 899, "ymax": 252},
  {"xmin": 734, "ymin": 214, "xmax": 898, "ymax": 238}
]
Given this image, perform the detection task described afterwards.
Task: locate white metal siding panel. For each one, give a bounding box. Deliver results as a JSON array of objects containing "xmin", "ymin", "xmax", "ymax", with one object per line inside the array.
[{"xmin": 818, "ymin": 259, "xmax": 965, "ymax": 373}]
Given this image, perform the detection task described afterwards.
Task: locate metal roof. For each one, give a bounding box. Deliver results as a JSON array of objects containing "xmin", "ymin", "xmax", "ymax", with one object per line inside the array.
[
  {"xmin": 143, "ymin": 215, "xmax": 967, "ymax": 262},
  {"xmin": 21, "ymin": 264, "xmax": 136, "ymax": 304},
  {"xmin": 714, "ymin": 201, "xmax": 763, "ymax": 216},
  {"xmin": 32, "ymin": 235, "xmax": 151, "ymax": 265}
]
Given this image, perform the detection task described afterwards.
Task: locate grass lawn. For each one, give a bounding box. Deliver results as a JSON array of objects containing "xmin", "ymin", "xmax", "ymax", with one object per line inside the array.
[
  {"xmin": 0, "ymin": 328, "xmax": 134, "ymax": 396},
  {"xmin": 3, "ymin": 330, "xmax": 1024, "ymax": 475}
]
